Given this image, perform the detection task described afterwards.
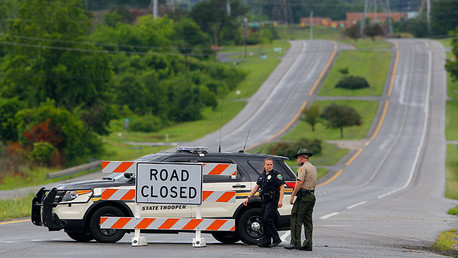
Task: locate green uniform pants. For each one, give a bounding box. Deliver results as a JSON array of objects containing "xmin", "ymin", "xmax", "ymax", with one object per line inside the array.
[{"xmin": 290, "ymin": 194, "xmax": 316, "ymax": 248}]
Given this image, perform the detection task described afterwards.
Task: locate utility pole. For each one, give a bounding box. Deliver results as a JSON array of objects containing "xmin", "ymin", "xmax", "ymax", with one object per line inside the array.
[
  {"xmin": 259, "ymin": 1, "xmax": 263, "ymax": 41},
  {"xmin": 151, "ymin": 0, "xmax": 158, "ymax": 19},
  {"xmin": 243, "ymin": 0, "xmax": 247, "ymax": 58},
  {"xmin": 426, "ymin": 0, "xmax": 431, "ymax": 31},
  {"xmin": 310, "ymin": 11, "xmax": 313, "ymax": 40}
]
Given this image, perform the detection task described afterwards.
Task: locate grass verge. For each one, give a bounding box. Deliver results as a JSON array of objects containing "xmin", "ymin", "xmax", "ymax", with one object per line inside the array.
[
  {"xmin": 318, "ymin": 50, "xmax": 391, "ymax": 96},
  {"xmin": 0, "ymin": 193, "xmax": 33, "ymax": 220},
  {"xmin": 431, "ymin": 229, "xmax": 457, "ymax": 254},
  {"xmin": 445, "ymin": 145, "xmax": 458, "ymax": 200}
]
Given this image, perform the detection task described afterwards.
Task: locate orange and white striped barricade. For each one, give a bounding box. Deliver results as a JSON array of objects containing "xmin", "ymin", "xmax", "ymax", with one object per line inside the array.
[
  {"xmin": 100, "ymin": 217, "xmax": 235, "ymax": 232},
  {"xmin": 101, "ymin": 189, "xmax": 236, "ymax": 203},
  {"xmin": 102, "ymin": 161, "xmax": 237, "ymax": 178},
  {"xmin": 100, "ymin": 161, "xmax": 239, "ymax": 247}
]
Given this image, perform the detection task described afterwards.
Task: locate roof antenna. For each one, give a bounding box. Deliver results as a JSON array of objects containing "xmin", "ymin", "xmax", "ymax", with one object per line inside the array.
[
  {"xmin": 258, "ymin": 141, "xmax": 269, "ymax": 154},
  {"xmin": 241, "ymin": 128, "xmax": 251, "ymax": 153},
  {"xmin": 218, "ymin": 98, "xmax": 224, "ymax": 153}
]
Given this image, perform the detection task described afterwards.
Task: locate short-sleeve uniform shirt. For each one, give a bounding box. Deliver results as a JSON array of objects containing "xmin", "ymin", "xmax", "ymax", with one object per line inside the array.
[
  {"xmin": 256, "ymin": 169, "xmax": 285, "ymax": 193},
  {"xmin": 297, "ymin": 161, "xmax": 317, "ymax": 190}
]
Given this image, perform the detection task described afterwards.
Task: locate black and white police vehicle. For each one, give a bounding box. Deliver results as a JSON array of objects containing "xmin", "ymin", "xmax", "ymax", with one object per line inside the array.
[{"xmin": 32, "ymin": 147, "xmax": 297, "ymax": 244}]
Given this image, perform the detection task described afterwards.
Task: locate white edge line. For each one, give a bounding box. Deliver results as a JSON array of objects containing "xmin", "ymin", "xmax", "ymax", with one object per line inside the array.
[
  {"xmin": 320, "ymin": 212, "xmax": 340, "ymax": 220},
  {"xmin": 347, "ymin": 201, "xmax": 367, "ymax": 210},
  {"xmin": 378, "ymin": 41, "xmax": 432, "ymax": 199}
]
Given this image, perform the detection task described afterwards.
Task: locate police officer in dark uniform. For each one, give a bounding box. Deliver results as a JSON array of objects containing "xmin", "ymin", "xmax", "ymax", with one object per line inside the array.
[{"xmin": 244, "ymin": 158, "xmax": 285, "ymax": 247}]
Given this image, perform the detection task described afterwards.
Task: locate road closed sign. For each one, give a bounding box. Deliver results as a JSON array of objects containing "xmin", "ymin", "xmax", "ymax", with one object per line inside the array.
[{"xmin": 136, "ymin": 162, "xmax": 203, "ymax": 205}]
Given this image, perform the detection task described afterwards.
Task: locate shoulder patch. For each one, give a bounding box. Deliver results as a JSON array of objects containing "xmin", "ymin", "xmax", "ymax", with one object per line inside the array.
[{"xmin": 277, "ymin": 174, "xmax": 283, "ymax": 180}]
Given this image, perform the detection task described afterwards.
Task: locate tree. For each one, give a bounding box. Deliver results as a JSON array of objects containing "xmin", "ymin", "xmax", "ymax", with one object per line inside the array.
[
  {"xmin": 363, "ymin": 23, "xmax": 384, "ymax": 41},
  {"xmin": 343, "ymin": 24, "xmax": 361, "ymax": 41},
  {"xmin": 430, "ymin": 0, "xmax": 458, "ymax": 37},
  {"xmin": 301, "ymin": 104, "xmax": 320, "ymax": 131},
  {"xmin": 189, "ymin": 0, "xmax": 245, "ymax": 46},
  {"xmin": 0, "ymin": 0, "xmax": 114, "ymax": 134},
  {"xmin": 335, "ymin": 76, "xmax": 370, "ymax": 89},
  {"xmin": 321, "ymin": 103, "xmax": 362, "ymax": 138},
  {"xmin": 445, "ymin": 29, "xmax": 458, "ymax": 81}
]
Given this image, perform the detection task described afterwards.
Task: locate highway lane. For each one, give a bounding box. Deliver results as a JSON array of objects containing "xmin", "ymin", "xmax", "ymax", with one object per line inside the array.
[
  {"xmin": 1, "ymin": 39, "xmax": 456, "ymax": 257},
  {"xmin": 313, "ymin": 39, "xmax": 457, "ymax": 255},
  {"xmin": 191, "ymin": 40, "xmax": 340, "ymax": 152}
]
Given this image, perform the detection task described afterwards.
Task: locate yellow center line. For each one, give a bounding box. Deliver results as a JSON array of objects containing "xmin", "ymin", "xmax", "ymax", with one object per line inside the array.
[
  {"xmin": 318, "ymin": 169, "xmax": 343, "ymax": 187},
  {"xmin": 247, "ymin": 41, "xmax": 338, "ymax": 150},
  {"xmin": 317, "ymin": 41, "xmax": 399, "ymax": 187},
  {"xmin": 309, "ymin": 41, "xmax": 337, "ymax": 97},
  {"xmin": 345, "ymin": 148, "xmax": 363, "ymax": 166},
  {"xmin": 0, "ymin": 219, "xmax": 29, "ymax": 225},
  {"xmin": 388, "ymin": 42, "xmax": 399, "ymax": 96},
  {"xmin": 370, "ymin": 100, "xmax": 389, "ymax": 141}
]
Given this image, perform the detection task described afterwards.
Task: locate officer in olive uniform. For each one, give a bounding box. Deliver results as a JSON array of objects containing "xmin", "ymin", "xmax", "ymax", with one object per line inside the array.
[
  {"xmin": 244, "ymin": 158, "xmax": 285, "ymax": 248},
  {"xmin": 285, "ymin": 148, "xmax": 317, "ymax": 251}
]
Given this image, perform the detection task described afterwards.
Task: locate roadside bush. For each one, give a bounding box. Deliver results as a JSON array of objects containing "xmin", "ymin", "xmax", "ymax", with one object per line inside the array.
[
  {"xmin": 128, "ymin": 114, "xmax": 163, "ymax": 132},
  {"xmin": 267, "ymin": 138, "xmax": 322, "ymax": 159},
  {"xmin": 15, "ymin": 101, "xmax": 103, "ymax": 166},
  {"xmin": 335, "ymin": 76, "xmax": 370, "ymax": 90},
  {"xmin": 30, "ymin": 142, "xmax": 58, "ymax": 166}
]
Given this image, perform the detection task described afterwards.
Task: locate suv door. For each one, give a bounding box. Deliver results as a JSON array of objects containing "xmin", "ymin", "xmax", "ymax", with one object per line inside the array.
[{"xmin": 189, "ymin": 156, "xmax": 252, "ymax": 219}]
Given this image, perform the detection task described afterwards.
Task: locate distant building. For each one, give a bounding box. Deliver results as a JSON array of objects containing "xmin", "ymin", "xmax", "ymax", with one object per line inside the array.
[
  {"xmin": 301, "ymin": 12, "xmax": 407, "ymax": 29},
  {"xmin": 346, "ymin": 12, "xmax": 408, "ymax": 24}
]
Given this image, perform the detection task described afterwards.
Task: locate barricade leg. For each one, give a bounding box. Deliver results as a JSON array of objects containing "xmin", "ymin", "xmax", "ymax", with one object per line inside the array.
[
  {"xmin": 131, "ymin": 204, "xmax": 147, "ymax": 246},
  {"xmin": 192, "ymin": 206, "xmax": 206, "ymax": 247}
]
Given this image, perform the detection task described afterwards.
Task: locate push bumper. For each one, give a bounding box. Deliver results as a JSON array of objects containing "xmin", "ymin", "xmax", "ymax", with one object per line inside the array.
[{"xmin": 31, "ymin": 187, "xmax": 65, "ymax": 231}]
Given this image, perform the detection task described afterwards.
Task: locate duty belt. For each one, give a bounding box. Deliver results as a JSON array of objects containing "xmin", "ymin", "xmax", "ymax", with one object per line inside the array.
[{"xmin": 300, "ymin": 189, "xmax": 315, "ymax": 195}]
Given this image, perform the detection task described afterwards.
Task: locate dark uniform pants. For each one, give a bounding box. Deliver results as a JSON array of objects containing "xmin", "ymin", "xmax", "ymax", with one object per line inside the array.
[
  {"xmin": 290, "ymin": 194, "xmax": 316, "ymax": 248},
  {"xmin": 261, "ymin": 199, "xmax": 281, "ymax": 245}
]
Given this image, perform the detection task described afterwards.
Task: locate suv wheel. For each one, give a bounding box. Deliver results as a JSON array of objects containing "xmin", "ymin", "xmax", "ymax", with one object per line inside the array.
[
  {"xmin": 90, "ymin": 206, "xmax": 126, "ymax": 243},
  {"xmin": 66, "ymin": 232, "xmax": 94, "ymax": 242},
  {"xmin": 237, "ymin": 208, "xmax": 263, "ymax": 245},
  {"xmin": 211, "ymin": 231, "xmax": 241, "ymax": 244}
]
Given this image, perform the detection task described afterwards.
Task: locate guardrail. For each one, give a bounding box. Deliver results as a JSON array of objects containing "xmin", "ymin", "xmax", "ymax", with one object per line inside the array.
[{"xmin": 46, "ymin": 160, "xmax": 102, "ymax": 179}]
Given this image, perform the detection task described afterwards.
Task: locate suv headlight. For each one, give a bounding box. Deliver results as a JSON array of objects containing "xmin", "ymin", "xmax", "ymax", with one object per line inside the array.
[{"xmin": 61, "ymin": 190, "xmax": 93, "ymax": 203}]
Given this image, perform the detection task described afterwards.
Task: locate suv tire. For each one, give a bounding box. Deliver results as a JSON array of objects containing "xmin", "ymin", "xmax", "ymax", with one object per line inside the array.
[
  {"xmin": 211, "ymin": 231, "xmax": 241, "ymax": 244},
  {"xmin": 90, "ymin": 206, "xmax": 126, "ymax": 243},
  {"xmin": 237, "ymin": 208, "xmax": 263, "ymax": 245},
  {"xmin": 66, "ymin": 232, "xmax": 93, "ymax": 242}
]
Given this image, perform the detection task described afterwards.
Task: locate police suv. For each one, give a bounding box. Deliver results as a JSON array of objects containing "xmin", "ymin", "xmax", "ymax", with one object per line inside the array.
[{"xmin": 31, "ymin": 147, "xmax": 297, "ymax": 244}]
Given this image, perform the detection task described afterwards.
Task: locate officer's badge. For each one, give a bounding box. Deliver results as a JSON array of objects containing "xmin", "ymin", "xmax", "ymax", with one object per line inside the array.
[
  {"xmin": 267, "ymin": 175, "xmax": 271, "ymax": 180},
  {"xmin": 277, "ymin": 174, "xmax": 283, "ymax": 180}
]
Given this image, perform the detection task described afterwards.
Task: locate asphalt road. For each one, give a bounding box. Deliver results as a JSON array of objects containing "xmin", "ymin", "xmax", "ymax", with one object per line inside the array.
[{"xmin": 1, "ymin": 39, "xmax": 457, "ymax": 257}]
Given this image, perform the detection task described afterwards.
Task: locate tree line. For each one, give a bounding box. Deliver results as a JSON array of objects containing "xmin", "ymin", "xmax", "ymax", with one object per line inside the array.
[{"xmin": 0, "ymin": 0, "xmax": 255, "ymax": 172}]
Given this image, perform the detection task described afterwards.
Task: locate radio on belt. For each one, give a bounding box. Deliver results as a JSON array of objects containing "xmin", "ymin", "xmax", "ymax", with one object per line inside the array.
[{"xmin": 136, "ymin": 162, "xmax": 203, "ymax": 205}]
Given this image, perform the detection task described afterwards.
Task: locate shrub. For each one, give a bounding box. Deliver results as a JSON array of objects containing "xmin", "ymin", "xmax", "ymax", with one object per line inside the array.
[
  {"xmin": 267, "ymin": 138, "xmax": 322, "ymax": 160},
  {"xmin": 335, "ymin": 76, "xmax": 370, "ymax": 90},
  {"xmin": 129, "ymin": 114, "xmax": 163, "ymax": 132},
  {"xmin": 30, "ymin": 142, "xmax": 58, "ymax": 166}
]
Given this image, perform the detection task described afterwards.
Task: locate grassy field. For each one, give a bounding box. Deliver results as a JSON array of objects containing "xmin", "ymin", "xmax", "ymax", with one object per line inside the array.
[
  {"xmin": 281, "ymin": 100, "xmax": 379, "ymax": 141},
  {"xmin": 318, "ymin": 50, "xmax": 391, "ymax": 96},
  {"xmin": 446, "ymin": 145, "xmax": 458, "ymax": 200},
  {"xmin": 437, "ymin": 38, "xmax": 453, "ymax": 50},
  {"xmin": 0, "ymin": 193, "xmax": 33, "ymax": 220},
  {"xmin": 275, "ymin": 24, "xmax": 392, "ymax": 50}
]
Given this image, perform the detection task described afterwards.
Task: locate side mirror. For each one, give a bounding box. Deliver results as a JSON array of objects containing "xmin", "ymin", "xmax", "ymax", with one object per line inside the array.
[{"xmin": 124, "ymin": 173, "xmax": 134, "ymax": 179}]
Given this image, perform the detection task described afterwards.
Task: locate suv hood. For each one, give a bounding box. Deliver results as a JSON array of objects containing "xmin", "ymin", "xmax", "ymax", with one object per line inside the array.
[{"xmin": 51, "ymin": 179, "xmax": 130, "ymax": 190}]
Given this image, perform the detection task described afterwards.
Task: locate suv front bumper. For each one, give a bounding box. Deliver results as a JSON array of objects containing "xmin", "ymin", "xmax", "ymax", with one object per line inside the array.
[{"xmin": 31, "ymin": 187, "xmax": 85, "ymax": 232}]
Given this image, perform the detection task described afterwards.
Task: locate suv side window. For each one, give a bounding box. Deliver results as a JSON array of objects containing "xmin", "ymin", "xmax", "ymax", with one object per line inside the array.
[
  {"xmin": 192, "ymin": 157, "xmax": 246, "ymax": 183},
  {"xmin": 248, "ymin": 159, "xmax": 296, "ymax": 181}
]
